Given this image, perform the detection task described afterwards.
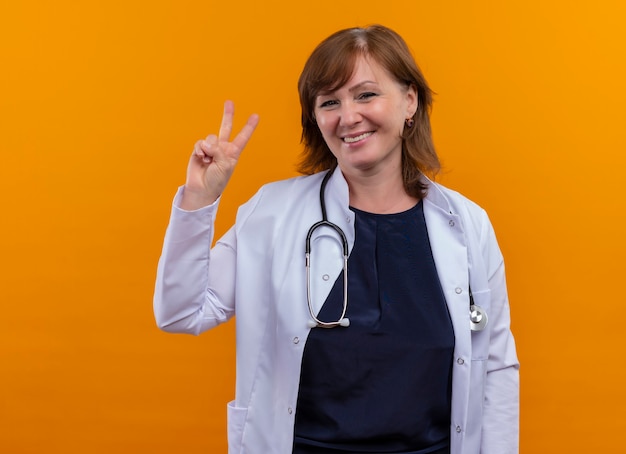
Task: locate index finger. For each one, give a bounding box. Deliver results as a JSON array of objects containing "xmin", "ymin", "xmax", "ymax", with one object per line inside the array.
[
  {"xmin": 218, "ymin": 100, "xmax": 235, "ymax": 142},
  {"xmin": 231, "ymin": 113, "xmax": 260, "ymax": 153}
]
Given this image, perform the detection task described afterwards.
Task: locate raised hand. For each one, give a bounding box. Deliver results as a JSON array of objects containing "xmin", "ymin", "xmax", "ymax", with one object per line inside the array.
[{"xmin": 181, "ymin": 100, "xmax": 259, "ymax": 210}]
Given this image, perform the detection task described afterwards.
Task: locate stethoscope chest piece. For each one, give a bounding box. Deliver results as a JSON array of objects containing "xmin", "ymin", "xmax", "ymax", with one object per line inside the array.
[{"xmin": 469, "ymin": 304, "xmax": 488, "ymax": 331}]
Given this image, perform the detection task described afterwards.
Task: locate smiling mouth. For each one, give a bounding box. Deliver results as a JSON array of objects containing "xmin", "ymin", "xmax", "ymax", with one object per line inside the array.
[{"xmin": 343, "ymin": 132, "xmax": 373, "ymax": 143}]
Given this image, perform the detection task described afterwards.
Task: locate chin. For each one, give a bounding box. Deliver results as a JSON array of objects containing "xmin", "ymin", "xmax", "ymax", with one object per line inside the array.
[{"xmin": 340, "ymin": 159, "xmax": 379, "ymax": 173}]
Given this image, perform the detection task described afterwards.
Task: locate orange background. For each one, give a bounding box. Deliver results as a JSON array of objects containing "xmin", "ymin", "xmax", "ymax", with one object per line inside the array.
[{"xmin": 1, "ymin": 1, "xmax": 625, "ymax": 452}]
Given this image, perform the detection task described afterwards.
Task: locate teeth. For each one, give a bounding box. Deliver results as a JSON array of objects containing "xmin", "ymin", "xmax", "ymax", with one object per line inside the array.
[{"xmin": 343, "ymin": 132, "xmax": 372, "ymax": 143}]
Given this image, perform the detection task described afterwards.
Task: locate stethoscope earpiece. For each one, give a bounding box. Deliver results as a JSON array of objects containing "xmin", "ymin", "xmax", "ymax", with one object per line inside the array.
[{"xmin": 308, "ymin": 317, "xmax": 350, "ymax": 329}]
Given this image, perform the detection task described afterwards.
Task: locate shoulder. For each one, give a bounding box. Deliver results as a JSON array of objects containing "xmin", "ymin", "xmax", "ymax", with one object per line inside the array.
[
  {"xmin": 258, "ymin": 172, "xmax": 325, "ymax": 198},
  {"xmin": 252, "ymin": 172, "xmax": 325, "ymax": 207},
  {"xmin": 235, "ymin": 173, "xmax": 325, "ymax": 223},
  {"xmin": 425, "ymin": 180, "xmax": 496, "ymax": 243},
  {"xmin": 427, "ymin": 180, "xmax": 504, "ymax": 266},
  {"xmin": 426, "ymin": 180, "xmax": 488, "ymax": 220}
]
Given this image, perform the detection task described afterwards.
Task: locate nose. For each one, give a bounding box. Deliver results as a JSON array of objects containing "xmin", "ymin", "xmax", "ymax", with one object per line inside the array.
[{"xmin": 338, "ymin": 102, "xmax": 362, "ymax": 127}]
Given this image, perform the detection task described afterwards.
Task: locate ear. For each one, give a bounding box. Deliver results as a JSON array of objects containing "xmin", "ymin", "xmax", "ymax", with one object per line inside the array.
[{"xmin": 405, "ymin": 84, "xmax": 418, "ymax": 118}]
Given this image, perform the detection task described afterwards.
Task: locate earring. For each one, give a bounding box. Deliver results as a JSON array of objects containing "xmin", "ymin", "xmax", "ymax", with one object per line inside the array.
[{"xmin": 405, "ymin": 117, "xmax": 414, "ymax": 128}]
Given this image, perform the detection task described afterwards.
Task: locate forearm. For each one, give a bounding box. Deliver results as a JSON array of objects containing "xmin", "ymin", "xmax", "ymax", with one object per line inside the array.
[
  {"xmin": 153, "ymin": 187, "xmax": 235, "ymax": 334},
  {"xmin": 481, "ymin": 263, "xmax": 520, "ymax": 453}
]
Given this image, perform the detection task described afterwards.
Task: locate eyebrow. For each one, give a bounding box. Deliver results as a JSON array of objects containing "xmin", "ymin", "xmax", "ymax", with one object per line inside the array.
[
  {"xmin": 348, "ymin": 81, "xmax": 378, "ymax": 92},
  {"xmin": 317, "ymin": 80, "xmax": 379, "ymax": 97}
]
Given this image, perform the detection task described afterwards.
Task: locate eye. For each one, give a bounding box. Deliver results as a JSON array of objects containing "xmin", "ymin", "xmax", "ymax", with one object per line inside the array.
[
  {"xmin": 357, "ymin": 92, "xmax": 378, "ymax": 101},
  {"xmin": 319, "ymin": 99, "xmax": 339, "ymax": 108}
]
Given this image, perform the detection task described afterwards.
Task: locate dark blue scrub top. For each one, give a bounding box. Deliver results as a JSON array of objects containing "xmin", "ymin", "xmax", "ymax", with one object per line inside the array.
[{"xmin": 293, "ymin": 201, "xmax": 455, "ymax": 454}]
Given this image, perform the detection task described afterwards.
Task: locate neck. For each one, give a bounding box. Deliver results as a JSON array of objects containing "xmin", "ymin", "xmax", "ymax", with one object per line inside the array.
[{"xmin": 342, "ymin": 167, "xmax": 418, "ymax": 214}]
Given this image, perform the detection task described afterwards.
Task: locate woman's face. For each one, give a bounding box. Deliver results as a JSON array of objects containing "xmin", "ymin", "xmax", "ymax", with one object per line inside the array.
[{"xmin": 313, "ymin": 55, "xmax": 417, "ymax": 177}]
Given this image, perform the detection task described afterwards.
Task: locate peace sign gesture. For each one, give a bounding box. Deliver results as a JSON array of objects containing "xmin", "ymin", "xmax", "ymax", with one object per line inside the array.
[{"xmin": 181, "ymin": 100, "xmax": 259, "ymax": 210}]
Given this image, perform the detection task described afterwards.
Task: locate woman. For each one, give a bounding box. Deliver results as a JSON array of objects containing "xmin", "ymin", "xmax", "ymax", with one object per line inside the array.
[{"xmin": 154, "ymin": 25, "xmax": 519, "ymax": 454}]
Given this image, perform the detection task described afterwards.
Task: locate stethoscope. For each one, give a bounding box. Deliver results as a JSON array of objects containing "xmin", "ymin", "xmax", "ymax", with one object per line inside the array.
[
  {"xmin": 305, "ymin": 169, "xmax": 350, "ymax": 328},
  {"xmin": 305, "ymin": 168, "xmax": 488, "ymax": 332}
]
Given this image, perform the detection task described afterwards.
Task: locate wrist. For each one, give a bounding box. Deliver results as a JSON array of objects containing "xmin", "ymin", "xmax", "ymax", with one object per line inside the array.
[{"xmin": 179, "ymin": 186, "xmax": 219, "ymax": 210}]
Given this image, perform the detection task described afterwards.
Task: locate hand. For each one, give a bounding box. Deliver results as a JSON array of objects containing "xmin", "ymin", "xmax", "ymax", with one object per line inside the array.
[{"xmin": 181, "ymin": 100, "xmax": 259, "ymax": 210}]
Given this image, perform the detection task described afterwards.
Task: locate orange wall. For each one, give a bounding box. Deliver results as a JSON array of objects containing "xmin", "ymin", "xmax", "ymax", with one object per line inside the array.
[{"xmin": 1, "ymin": 1, "xmax": 625, "ymax": 452}]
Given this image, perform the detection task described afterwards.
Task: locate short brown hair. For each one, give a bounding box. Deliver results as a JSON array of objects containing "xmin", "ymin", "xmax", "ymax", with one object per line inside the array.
[{"xmin": 297, "ymin": 25, "xmax": 439, "ymax": 198}]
